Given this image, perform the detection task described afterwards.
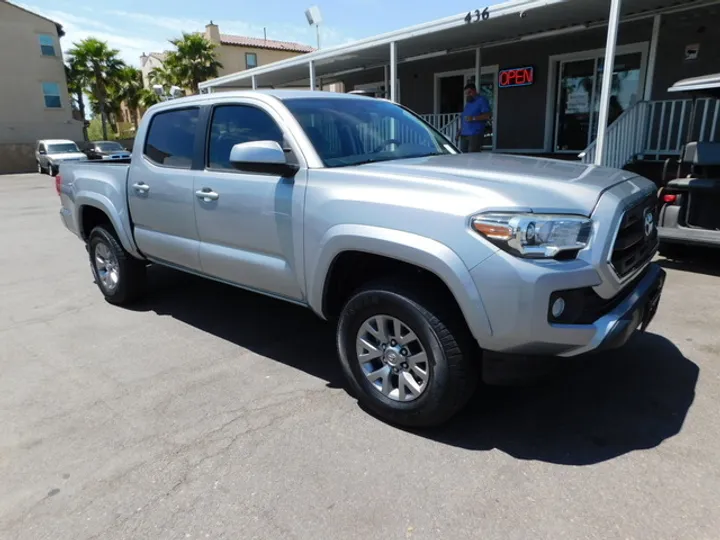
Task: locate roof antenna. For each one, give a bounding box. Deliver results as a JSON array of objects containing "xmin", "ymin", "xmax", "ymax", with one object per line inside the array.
[{"xmin": 264, "ymin": 27, "xmax": 267, "ymax": 43}]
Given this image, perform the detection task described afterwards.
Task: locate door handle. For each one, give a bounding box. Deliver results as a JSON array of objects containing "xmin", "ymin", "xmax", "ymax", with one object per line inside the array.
[
  {"xmin": 195, "ymin": 188, "xmax": 219, "ymax": 202},
  {"xmin": 132, "ymin": 182, "xmax": 150, "ymax": 193}
]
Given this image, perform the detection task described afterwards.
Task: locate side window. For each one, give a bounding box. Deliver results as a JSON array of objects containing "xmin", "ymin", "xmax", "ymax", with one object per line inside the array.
[
  {"xmin": 143, "ymin": 108, "xmax": 199, "ymax": 168},
  {"xmin": 42, "ymin": 82, "xmax": 61, "ymax": 108},
  {"xmin": 38, "ymin": 34, "xmax": 56, "ymax": 56},
  {"xmin": 245, "ymin": 53, "xmax": 258, "ymax": 69},
  {"xmin": 207, "ymin": 105, "xmax": 284, "ymax": 170}
]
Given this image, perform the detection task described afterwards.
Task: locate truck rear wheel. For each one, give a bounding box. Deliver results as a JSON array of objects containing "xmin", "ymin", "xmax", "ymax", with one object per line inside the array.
[
  {"xmin": 88, "ymin": 225, "xmax": 146, "ymax": 305},
  {"xmin": 337, "ymin": 280, "xmax": 479, "ymax": 427}
]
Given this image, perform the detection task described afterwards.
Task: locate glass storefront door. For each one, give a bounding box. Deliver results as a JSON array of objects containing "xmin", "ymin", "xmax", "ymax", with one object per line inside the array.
[
  {"xmin": 554, "ymin": 50, "xmax": 644, "ymax": 152},
  {"xmin": 465, "ymin": 72, "xmax": 496, "ymax": 149},
  {"xmin": 436, "ymin": 67, "xmax": 498, "ymax": 148}
]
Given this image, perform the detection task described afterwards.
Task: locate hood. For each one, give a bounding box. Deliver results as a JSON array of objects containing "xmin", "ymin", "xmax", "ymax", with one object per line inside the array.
[
  {"xmin": 355, "ymin": 153, "xmax": 640, "ymax": 216},
  {"xmin": 48, "ymin": 152, "xmax": 86, "ymax": 161}
]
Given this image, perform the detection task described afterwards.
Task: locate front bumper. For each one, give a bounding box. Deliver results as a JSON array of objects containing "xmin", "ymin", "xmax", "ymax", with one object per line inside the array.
[{"xmin": 469, "ymin": 254, "xmax": 666, "ymax": 357}]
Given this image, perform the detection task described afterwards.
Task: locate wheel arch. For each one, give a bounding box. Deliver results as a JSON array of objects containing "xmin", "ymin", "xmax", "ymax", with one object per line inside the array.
[
  {"xmin": 76, "ymin": 193, "xmax": 143, "ymax": 259},
  {"xmin": 309, "ymin": 225, "xmax": 493, "ymax": 345}
]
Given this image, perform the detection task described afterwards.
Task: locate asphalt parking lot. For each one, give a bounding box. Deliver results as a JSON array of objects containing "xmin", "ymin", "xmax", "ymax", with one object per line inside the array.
[{"xmin": 1, "ymin": 172, "xmax": 720, "ymax": 540}]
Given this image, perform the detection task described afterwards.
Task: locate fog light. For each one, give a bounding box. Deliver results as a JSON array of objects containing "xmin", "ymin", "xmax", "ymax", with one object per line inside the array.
[{"xmin": 551, "ymin": 297, "xmax": 566, "ymax": 318}]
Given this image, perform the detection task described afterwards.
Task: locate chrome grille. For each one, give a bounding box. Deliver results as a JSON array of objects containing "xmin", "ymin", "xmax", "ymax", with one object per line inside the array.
[{"xmin": 610, "ymin": 193, "xmax": 658, "ymax": 279}]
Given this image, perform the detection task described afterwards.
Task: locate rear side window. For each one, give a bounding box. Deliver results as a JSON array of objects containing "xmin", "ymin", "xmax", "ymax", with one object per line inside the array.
[
  {"xmin": 207, "ymin": 105, "xmax": 284, "ymax": 170},
  {"xmin": 144, "ymin": 108, "xmax": 199, "ymax": 168}
]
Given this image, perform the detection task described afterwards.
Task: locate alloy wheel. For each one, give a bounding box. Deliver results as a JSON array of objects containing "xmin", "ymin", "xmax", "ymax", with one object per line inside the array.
[{"xmin": 356, "ymin": 315, "xmax": 430, "ymax": 402}]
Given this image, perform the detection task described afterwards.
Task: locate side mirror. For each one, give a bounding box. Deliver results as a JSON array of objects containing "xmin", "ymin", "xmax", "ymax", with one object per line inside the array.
[
  {"xmin": 229, "ymin": 141, "xmax": 298, "ymax": 176},
  {"xmin": 38, "ymin": 149, "xmax": 46, "ymax": 155}
]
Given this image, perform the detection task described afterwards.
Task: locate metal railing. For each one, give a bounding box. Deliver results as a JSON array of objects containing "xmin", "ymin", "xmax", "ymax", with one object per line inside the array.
[
  {"xmin": 644, "ymin": 98, "xmax": 720, "ymax": 159},
  {"xmin": 581, "ymin": 98, "xmax": 720, "ymax": 168},
  {"xmin": 420, "ymin": 113, "xmax": 461, "ymax": 140},
  {"xmin": 580, "ymin": 101, "xmax": 650, "ymax": 169}
]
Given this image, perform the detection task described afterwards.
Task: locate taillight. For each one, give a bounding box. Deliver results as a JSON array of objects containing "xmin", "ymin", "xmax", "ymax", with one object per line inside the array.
[
  {"xmin": 663, "ymin": 193, "xmax": 677, "ymax": 204},
  {"xmin": 55, "ymin": 174, "xmax": 62, "ymax": 195}
]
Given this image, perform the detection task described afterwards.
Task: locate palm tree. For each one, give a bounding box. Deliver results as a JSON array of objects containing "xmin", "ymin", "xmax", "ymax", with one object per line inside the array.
[
  {"xmin": 65, "ymin": 60, "xmax": 88, "ymax": 140},
  {"xmin": 148, "ymin": 63, "xmax": 179, "ymax": 88},
  {"xmin": 139, "ymin": 88, "xmax": 162, "ymax": 109},
  {"xmin": 116, "ymin": 66, "xmax": 144, "ymax": 129},
  {"xmin": 165, "ymin": 32, "xmax": 222, "ymax": 93},
  {"xmin": 67, "ymin": 38, "xmax": 125, "ymax": 140}
]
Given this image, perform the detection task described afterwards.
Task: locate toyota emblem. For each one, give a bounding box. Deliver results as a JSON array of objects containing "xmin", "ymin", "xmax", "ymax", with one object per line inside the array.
[{"xmin": 644, "ymin": 209, "xmax": 654, "ymax": 237}]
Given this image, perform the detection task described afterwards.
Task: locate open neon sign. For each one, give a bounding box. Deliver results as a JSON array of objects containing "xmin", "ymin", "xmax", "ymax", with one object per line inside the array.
[{"xmin": 499, "ymin": 66, "xmax": 534, "ymax": 88}]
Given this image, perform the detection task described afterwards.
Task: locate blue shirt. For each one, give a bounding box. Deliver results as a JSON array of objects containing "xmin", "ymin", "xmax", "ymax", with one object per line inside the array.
[{"xmin": 460, "ymin": 96, "xmax": 491, "ymax": 136}]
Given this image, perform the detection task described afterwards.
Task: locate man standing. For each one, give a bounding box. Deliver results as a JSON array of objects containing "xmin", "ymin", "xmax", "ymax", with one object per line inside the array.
[{"xmin": 455, "ymin": 82, "xmax": 492, "ymax": 153}]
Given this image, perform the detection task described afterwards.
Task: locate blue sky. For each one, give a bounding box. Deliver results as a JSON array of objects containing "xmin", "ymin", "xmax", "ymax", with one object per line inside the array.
[{"xmin": 21, "ymin": 0, "xmax": 504, "ymax": 66}]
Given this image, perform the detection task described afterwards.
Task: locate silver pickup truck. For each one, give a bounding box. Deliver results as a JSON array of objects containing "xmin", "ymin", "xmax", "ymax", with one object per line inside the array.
[{"xmin": 58, "ymin": 90, "xmax": 665, "ymax": 427}]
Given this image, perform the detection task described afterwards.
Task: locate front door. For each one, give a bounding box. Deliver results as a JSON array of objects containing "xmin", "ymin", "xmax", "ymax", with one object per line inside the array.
[
  {"xmin": 127, "ymin": 106, "xmax": 202, "ymax": 270},
  {"xmin": 436, "ymin": 67, "xmax": 498, "ymax": 148},
  {"xmin": 194, "ymin": 102, "xmax": 306, "ymax": 301},
  {"xmin": 554, "ymin": 49, "xmax": 645, "ymax": 152}
]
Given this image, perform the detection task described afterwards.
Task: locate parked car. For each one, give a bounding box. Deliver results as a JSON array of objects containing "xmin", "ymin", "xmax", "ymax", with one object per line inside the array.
[
  {"xmin": 81, "ymin": 140, "xmax": 132, "ymax": 161},
  {"xmin": 36, "ymin": 139, "xmax": 87, "ymax": 175},
  {"xmin": 57, "ymin": 91, "xmax": 665, "ymax": 427},
  {"xmin": 658, "ymin": 73, "xmax": 720, "ymax": 256}
]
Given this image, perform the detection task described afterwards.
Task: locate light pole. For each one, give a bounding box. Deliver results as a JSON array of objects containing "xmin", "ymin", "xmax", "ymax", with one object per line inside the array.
[{"xmin": 305, "ymin": 5, "xmax": 323, "ymax": 50}]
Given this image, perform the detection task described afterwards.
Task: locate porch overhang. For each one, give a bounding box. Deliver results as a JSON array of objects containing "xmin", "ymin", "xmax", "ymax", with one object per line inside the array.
[{"xmin": 199, "ymin": 0, "xmax": 718, "ymax": 91}]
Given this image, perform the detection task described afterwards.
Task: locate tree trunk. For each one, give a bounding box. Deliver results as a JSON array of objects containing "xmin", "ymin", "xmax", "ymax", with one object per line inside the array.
[
  {"xmin": 99, "ymin": 101, "xmax": 108, "ymax": 140},
  {"xmin": 77, "ymin": 92, "xmax": 88, "ymax": 141}
]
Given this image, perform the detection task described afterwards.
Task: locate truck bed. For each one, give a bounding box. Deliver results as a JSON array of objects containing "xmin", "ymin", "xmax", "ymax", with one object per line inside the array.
[{"xmin": 58, "ymin": 161, "xmax": 133, "ymax": 247}]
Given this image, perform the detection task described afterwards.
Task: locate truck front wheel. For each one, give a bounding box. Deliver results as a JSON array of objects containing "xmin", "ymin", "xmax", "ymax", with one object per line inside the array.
[
  {"xmin": 88, "ymin": 226, "xmax": 146, "ymax": 305},
  {"xmin": 337, "ymin": 280, "xmax": 479, "ymax": 427}
]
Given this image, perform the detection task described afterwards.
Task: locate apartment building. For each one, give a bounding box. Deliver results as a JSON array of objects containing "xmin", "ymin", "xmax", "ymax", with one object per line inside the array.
[
  {"xmin": 0, "ymin": 0, "xmax": 83, "ymax": 173},
  {"xmin": 140, "ymin": 22, "xmax": 315, "ymax": 88}
]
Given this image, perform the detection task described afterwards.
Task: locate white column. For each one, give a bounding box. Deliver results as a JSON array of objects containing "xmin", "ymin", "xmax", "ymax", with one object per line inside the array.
[
  {"xmin": 389, "ymin": 41, "xmax": 397, "ymax": 103},
  {"xmin": 384, "ymin": 65, "xmax": 389, "ymax": 99},
  {"xmin": 474, "ymin": 48, "xmax": 481, "ymax": 88},
  {"xmin": 594, "ymin": 0, "xmax": 623, "ymax": 166},
  {"xmin": 643, "ymin": 14, "xmax": 661, "ymax": 101},
  {"xmin": 308, "ymin": 61, "xmax": 316, "ymax": 91},
  {"xmin": 251, "ymin": 75, "xmax": 257, "ymax": 90}
]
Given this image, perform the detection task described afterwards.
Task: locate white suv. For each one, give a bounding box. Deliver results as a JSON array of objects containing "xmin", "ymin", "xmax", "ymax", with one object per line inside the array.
[{"xmin": 36, "ymin": 139, "xmax": 87, "ymax": 175}]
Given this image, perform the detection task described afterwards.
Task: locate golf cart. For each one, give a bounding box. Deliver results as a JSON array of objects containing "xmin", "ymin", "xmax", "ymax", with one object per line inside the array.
[{"xmin": 657, "ymin": 73, "xmax": 720, "ymax": 256}]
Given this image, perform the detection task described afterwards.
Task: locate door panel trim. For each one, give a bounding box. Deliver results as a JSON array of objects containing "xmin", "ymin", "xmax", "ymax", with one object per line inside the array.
[
  {"xmin": 134, "ymin": 227, "xmax": 201, "ymax": 271},
  {"xmin": 145, "ymin": 255, "xmax": 309, "ymax": 308}
]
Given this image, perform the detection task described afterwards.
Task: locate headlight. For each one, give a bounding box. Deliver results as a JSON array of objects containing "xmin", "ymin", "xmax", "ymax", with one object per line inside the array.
[{"xmin": 471, "ymin": 213, "xmax": 592, "ymax": 259}]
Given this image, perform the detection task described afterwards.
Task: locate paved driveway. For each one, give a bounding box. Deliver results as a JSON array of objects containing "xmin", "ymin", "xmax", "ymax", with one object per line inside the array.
[{"xmin": 1, "ymin": 173, "xmax": 719, "ymax": 539}]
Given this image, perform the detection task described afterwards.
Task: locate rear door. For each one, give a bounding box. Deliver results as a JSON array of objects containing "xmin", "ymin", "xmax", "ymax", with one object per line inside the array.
[
  {"xmin": 127, "ymin": 106, "xmax": 203, "ymax": 271},
  {"xmin": 194, "ymin": 101, "xmax": 307, "ymax": 301}
]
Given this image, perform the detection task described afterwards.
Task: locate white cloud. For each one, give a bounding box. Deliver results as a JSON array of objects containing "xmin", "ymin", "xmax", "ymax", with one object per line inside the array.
[
  {"xmin": 20, "ymin": 3, "xmax": 355, "ymax": 67},
  {"xmin": 18, "ymin": 3, "xmax": 167, "ymax": 65}
]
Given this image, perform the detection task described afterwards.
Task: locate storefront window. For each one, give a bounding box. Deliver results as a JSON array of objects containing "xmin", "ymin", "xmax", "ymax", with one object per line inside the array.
[{"xmin": 554, "ymin": 51, "xmax": 643, "ymax": 152}]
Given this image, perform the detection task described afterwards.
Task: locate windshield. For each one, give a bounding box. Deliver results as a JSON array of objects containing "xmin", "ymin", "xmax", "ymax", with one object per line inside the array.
[
  {"xmin": 284, "ymin": 98, "xmax": 456, "ymax": 167},
  {"xmin": 47, "ymin": 143, "xmax": 79, "ymax": 154},
  {"xmin": 96, "ymin": 142, "xmax": 124, "ymax": 152}
]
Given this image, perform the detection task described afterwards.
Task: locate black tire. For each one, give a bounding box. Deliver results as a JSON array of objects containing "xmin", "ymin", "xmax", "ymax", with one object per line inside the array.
[
  {"xmin": 37, "ymin": 161, "xmax": 45, "ymax": 174},
  {"xmin": 88, "ymin": 225, "xmax": 146, "ymax": 305},
  {"xmin": 337, "ymin": 279, "xmax": 480, "ymax": 428}
]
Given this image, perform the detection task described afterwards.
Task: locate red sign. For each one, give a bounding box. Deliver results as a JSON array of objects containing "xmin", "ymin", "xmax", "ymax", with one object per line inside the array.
[{"xmin": 499, "ymin": 66, "xmax": 534, "ymax": 88}]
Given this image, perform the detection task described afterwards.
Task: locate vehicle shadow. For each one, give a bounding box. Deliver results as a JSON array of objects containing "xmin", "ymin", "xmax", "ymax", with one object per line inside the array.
[
  {"xmin": 130, "ymin": 265, "xmax": 345, "ymax": 388},
  {"xmin": 657, "ymin": 248, "xmax": 720, "ymax": 278},
  {"xmin": 130, "ymin": 266, "xmax": 698, "ymax": 466},
  {"xmin": 424, "ymin": 333, "xmax": 698, "ymax": 465}
]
